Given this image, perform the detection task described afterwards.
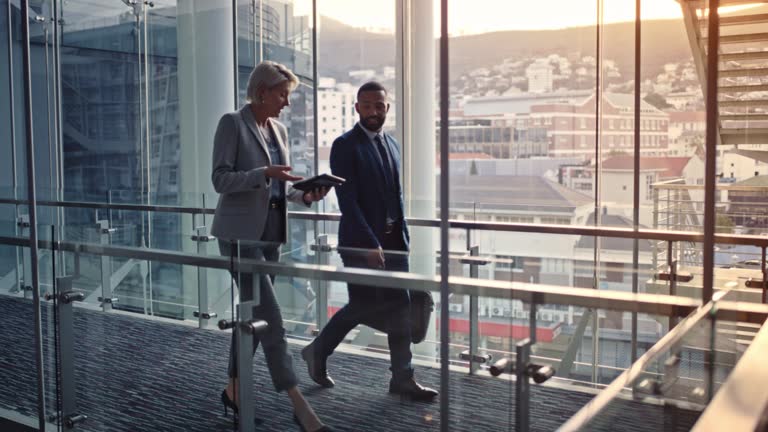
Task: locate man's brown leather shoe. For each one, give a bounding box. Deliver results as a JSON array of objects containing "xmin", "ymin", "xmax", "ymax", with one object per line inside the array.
[
  {"xmin": 301, "ymin": 343, "xmax": 335, "ymax": 388},
  {"xmin": 388, "ymin": 377, "xmax": 438, "ymax": 401}
]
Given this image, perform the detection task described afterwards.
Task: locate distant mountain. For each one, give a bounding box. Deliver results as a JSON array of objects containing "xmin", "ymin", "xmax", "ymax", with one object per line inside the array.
[
  {"xmin": 317, "ymin": 16, "xmax": 396, "ymax": 79},
  {"xmin": 318, "ymin": 16, "xmax": 692, "ymax": 82}
]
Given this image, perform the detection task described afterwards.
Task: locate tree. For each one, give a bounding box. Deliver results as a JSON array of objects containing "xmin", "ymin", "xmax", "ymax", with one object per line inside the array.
[{"xmin": 716, "ymin": 213, "xmax": 735, "ymax": 234}]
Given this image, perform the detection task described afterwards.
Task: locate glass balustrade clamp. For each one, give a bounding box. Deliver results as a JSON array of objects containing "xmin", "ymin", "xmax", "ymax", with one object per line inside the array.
[
  {"xmin": 240, "ymin": 319, "xmax": 269, "ymax": 335},
  {"xmin": 217, "ymin": 319, "xmax": 237, "ymax": 331},
  {"xmin": 489, "ymin": 352, "xmax": 555, "ymax": 383},
  {"xmin": 309, "ymin": 243, "xmax": 335, "ymax": 253},
  {"xmin": 655, "ymin": 271, "xmax": 694, "ymax": 283},
  {"xmin": 458, "ymin": 350, "xmax": 492, "ymax": 364},
  {"xmin": 98, "ymin": 297, "xmax": 119, "ymax": 304},
  {"xmin": 63, "ymin": 414, "xmax": 87, "ymax": 429},
  {"xmin": 191, "ymin": 234, "xmax": 216, "ymax": 242},
  {"xmin": 59, "ymin": 291, "xmax": 85, "ymax": 304},
  {"xmin": 634, "ymin": 353, "xmax": 681, "ymax": 399},
  {"xmin": 193, "ymin": 311, "xmax": 218, "ymax": 320}
]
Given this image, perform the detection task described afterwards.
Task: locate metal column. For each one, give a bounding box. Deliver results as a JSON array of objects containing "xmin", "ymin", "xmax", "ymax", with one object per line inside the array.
[
  {"xmin": 438, "ymin": 0, "xmax": 450, "ymax": 430},
  {"xmin": 20, "ymin": 0, "xmax": 47, "ymax": 428},
  {"xmin": 702, "ymin": 0, "xmax": 720, "ymax": 303}
]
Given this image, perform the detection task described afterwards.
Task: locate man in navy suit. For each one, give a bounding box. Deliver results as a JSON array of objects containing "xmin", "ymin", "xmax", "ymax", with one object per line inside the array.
[{"xmin": 301, "ymin": 82, "xmax": 437, "ymax": 401}]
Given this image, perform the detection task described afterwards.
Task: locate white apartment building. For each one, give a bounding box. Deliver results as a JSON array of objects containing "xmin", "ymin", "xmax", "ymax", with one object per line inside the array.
[
  {"xmin": 526, "ymin": 59, "xmax": 554, "ymax": 93},
  {"xmin": 317, "ymin": 78, "xmax": 357, "ymax": 148}
]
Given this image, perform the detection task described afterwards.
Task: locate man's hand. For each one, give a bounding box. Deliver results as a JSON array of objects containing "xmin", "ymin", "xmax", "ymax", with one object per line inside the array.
[
  {"xmin": 367, "ymin": 247, "xmax": 385, "ymax": 269},
  {"xmin": 302, "ymin": 187, "xmax": 330, "ymax": 204},
  {"xmin": 265, "ymin": 165, "xmax": 303, "ymax": 182}
]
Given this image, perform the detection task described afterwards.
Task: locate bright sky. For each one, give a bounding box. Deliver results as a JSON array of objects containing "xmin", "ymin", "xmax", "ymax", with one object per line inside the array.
[
  {"xmin": 293, "ymin": 0, "xmax": 757, "ymax": 34},
  {"xmin": 294, "ymin": 0, "xmax": 688, "ymax": 34}
]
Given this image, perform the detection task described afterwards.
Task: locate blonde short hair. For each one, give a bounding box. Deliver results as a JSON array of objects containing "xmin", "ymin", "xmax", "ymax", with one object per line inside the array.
[{"xmin": 246, "ymin": 61, "xmax": 299, "ymax": 103}]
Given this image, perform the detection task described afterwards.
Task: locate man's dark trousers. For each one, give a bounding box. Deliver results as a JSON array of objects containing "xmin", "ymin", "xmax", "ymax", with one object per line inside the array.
[{"xmin": 312, "ymin": 221, "xmax": 413, "ymax": 381}]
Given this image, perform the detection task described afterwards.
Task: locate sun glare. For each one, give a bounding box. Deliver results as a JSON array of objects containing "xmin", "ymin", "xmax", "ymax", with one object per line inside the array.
[{"xmin": 302, "ymin": 0, "xmax": 763, "ymax": 35}]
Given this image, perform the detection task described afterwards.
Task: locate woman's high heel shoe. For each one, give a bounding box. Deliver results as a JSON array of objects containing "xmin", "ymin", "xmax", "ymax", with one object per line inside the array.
[
  {"xmin": 221, "ymin": 390, "xmax": 238, "ymax": 416},
  {"xmin": 293, "ymin": 413, "xmax": 333, "ymax": 432},
  {"xmin": 221, "ymin": 390, "xmax": 264, "ymax": 425}
]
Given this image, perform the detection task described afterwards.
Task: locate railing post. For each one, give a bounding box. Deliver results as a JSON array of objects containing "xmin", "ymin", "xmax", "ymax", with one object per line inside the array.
[
  {"xmin": 652, "ymin": 186, "xmax": 660, "ymax": 278},
  {"xmin": 515, "ymin": 339, "xmax": 532, "ymax": 432},
  {"xmin": 668, "ymin": 240, "xmax": 676, "ymax": 308},
  {"xmin": 97, "ymin": 220, "xmax": 117, "ymax": 312},
  {"xmin": 468, "ymin": 245, "xmax": 480, "ymax": 374},
  {"xmin": 47, "ymin": 276, "xmax": 88, "ymax": 429},
  {"xmin": 456, "ymin": 244, "xmax": 492, "ymax": 374},
  {"xmin": 706, "ymin": 306, "xmax": 717, "ymax": 403},
  {"xmin": 762, "ymin": 247, "xmax": 767, "ymax": 304},
  {"xmin": 192, "ymin": 213, "xmax": 217, "ymax": 328},
  {"xmin": 489, "ymin": 338, "xmax": 554, "ymax": 432},
  {"xmin": 529, "ymin": 299, "xmax": 537, "ymax": 345},
  {"xmin": 310, "ymin": 234, "xmax": 332, "ymax": 331},
  {"xmin": 17, "ymin": 214, "xmax": 32, "ymax": 298},
  {"xmin": 237, "ymin": 298, "xmax": 257, "ymax": 432},
  {"xmin": 231, "ymin": 264, "xmax": 265, "ymax": 432}
]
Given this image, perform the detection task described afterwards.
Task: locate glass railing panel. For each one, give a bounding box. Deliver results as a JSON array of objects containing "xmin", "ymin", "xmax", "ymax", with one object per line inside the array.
[
  {"xmin": 0, "ymin": 216, "xmax": 21, "ymax": 301},
  {"xmin": 274, "ymin": 216, "xmax": 317, "ymax": 339},
  {"xmin": 557, "ymin": 298, "xmax": 751, "ymax": 431},
  {"xmin": 579, "ymin": 314, "xmax": 722, "ymax": 431},
  {"xmin": 41, "ymin": 235, "xmax": 238, "ymax": 430},
  {"xmin": 4, "ymin": 217, "xmax": 763, "ymax": 431},
  {"xmin": 651, "ymin": 239, "xmax": 767, "ymax": 304},
  {"xmin": 0, "ymin": 222, "xmax": 58, "ymax": 428}
]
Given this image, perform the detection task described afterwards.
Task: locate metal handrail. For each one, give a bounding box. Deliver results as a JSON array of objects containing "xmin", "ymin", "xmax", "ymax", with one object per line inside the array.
[
  {"xmin": 654, "ymin": 184, "xmax": 768, "ymax": 192},
  {"xmin": 3, "ymin": 197, "xmax": 768, "ymax": 247},
  {"xmin": 558, "ymin": 300, "xmax": 719, "ymax": 432},
  {"xmin": 2, "ymin": 234, "xmax": 767, "ymax": 323}
]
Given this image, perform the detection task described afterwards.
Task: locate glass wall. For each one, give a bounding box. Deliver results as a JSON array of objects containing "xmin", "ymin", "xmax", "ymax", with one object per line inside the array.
[{"xmin": 1, "ymin": 0, "xmax": 767, "ymax": 430}]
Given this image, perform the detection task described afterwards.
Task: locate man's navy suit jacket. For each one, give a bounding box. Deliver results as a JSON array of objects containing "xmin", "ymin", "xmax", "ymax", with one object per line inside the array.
[{"xmin": 330, "ymin": 123, "xmax": 410, "ymax": 257}]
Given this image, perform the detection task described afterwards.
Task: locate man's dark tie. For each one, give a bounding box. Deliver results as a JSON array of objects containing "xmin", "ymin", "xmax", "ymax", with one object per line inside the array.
[
  {"xmin": 374, "ymin": 134, "xmax": 395, "ymax": 187},
  {"xmin": 374, "ymin": 134, "xmax": 401, "ymax": 223}
]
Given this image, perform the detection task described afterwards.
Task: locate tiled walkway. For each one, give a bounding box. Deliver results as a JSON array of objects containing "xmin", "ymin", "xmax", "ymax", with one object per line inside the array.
[{"xmin": 0, "ymin": 297, "xmax": 700, "ymax": 431}]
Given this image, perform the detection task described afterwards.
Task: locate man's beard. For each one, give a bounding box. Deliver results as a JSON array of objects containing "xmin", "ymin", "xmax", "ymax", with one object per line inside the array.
[{"xmin": 363, "ymin": 115, "xmax": 385, "ymax": 131}]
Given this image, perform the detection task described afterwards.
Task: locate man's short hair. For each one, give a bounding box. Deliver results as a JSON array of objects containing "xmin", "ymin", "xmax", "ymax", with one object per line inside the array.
[{"xmin": 357, "ymin": 81, "xmax": 387, "ymax": 99}]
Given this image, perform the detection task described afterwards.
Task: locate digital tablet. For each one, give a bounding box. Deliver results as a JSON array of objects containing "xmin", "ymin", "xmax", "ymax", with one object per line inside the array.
[{"xmin": 292, "ymin": 173, "xmax": 346, "ymax": 192}]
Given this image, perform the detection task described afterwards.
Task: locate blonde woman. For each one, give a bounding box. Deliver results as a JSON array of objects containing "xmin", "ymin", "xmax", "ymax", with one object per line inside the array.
[{"xmin": 211, "ymin": 61, "xmax": 331, "ymax": 432}]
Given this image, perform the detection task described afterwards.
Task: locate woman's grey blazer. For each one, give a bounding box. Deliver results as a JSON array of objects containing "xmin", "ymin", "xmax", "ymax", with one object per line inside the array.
[{"xmin": 210, "ymin": 105, "xmax": 307, "ymax": 242}]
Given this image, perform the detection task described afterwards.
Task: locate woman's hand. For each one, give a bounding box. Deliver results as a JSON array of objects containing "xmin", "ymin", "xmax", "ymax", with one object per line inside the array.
[
  {"xmin": 303, "ymin": 187, "xmax": 330, "ymax": 204},
  {"xmin": 265, "ymin": 165, "xmax": 303, "ymax": 182}
]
